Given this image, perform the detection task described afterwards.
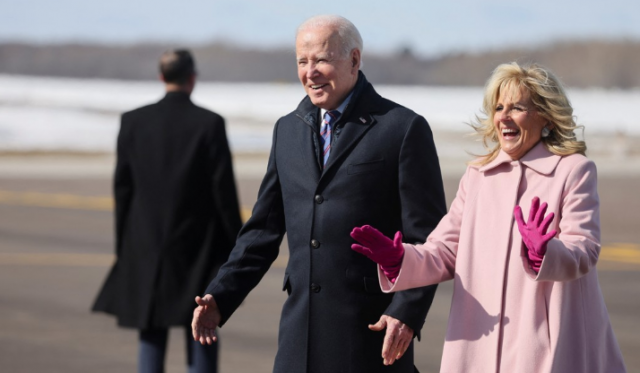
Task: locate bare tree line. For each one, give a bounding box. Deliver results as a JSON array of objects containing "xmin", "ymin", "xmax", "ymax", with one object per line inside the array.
[{"xmin": 0, "ymin": 39, "xmax": 638, "ymax": 88}]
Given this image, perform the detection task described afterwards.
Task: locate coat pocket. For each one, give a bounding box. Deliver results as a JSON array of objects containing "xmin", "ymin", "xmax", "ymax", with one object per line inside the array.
[
  {"xmin": 347, "ymin": 159, "xmax": 385, "ymax": 175},
  {"xmin": 363, "ymin": 276, "xmax": 383, "ymax": 294}
]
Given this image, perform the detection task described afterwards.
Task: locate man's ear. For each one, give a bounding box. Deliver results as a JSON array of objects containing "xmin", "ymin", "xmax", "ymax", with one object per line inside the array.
[{"xmin": 351, "ymin": 49, "xmax": 361, "ymax": 70}]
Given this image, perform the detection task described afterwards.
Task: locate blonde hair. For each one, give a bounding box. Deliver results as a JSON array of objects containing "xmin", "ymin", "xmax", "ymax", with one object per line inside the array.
[{"xmin": 472, "ymin": 62, "xmax": 586, "ymax": 165}]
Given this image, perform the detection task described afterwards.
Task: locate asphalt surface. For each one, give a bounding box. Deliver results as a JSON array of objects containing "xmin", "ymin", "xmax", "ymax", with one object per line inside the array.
[{"xmin": 0, "ymin": 156, "xmax": 639, "ymax": 373}]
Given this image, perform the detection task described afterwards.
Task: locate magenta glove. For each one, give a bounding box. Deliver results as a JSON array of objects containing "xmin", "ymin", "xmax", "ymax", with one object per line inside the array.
[
  {"xmin": 514, "ymin": 197, "xmax": 558, "ymax": 273},
  {"xmin": 350, "ymin": 225, "xmax": 404, "ymax": 283}
]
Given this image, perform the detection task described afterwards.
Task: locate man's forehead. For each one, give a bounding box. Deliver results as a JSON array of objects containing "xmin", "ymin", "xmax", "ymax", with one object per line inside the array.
[
  {"xmin": 297, "ymin": 26, "xmax": 339, "ymax": 44},
  {"xmin": 295, "ymin": 26, "xmax": 342, "ymax": 58},
  {"xmin": 296, "ymin": 42, "xmax": 340, "ymax": 59}
]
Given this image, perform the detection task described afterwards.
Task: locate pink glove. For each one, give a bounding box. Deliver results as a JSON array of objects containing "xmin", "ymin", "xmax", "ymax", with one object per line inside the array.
[
  {"xmin": 514, "ymin": 197, "xmax": 558, "ymax": 273},
  {"xmin": 350, "ymin": 225, "xmax": 404, "ymax": 283}
]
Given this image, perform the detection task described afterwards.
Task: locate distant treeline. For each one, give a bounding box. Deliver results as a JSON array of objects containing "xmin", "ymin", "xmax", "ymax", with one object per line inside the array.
[{"xmin": 0, "ymin": 40, "xmax": 638, "ymax": 88}]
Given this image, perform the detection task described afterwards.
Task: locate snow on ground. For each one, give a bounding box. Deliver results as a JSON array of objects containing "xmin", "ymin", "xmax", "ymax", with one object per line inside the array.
[{"xmin": 1, "ymin": 74, "xmax": 639, "ymax": 154}]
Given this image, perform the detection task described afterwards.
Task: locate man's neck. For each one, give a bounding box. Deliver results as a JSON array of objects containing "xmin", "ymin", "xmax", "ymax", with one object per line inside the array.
[
  {"xmin": 323, "ymin": 89, "xmax": 354, "ymax": 115},
  {"xmin": 165, "ymin": 84, "xmax": 192, "ymax": 95}
]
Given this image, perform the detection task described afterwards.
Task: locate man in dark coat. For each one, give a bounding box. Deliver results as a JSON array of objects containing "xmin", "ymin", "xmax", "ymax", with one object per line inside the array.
[
  {"xmin": 93, "ymin": 49, "xmax": 242, "ymax": 373},
  {"xmin": 192, "ymin": 15, "xmax": 447, "ymax": 373}
]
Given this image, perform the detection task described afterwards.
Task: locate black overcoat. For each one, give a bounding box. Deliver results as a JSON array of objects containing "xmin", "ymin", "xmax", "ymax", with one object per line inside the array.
[
  {"xmin": 206, "ymin": 73, "xmax": 447, "ymax": 372},
  {"xmin": 93, "ymin": 92, "xmax": 242, "ymax": 328}
]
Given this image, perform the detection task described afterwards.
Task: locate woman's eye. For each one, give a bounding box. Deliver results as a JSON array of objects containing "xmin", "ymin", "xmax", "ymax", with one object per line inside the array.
[{"xmin": 495, "ymin": 106, "xmax": 503, "ymax": 111}]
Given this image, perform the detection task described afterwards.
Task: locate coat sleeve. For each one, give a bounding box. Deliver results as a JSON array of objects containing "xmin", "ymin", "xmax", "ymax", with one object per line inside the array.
[
  {"xmin": 382, "ymin": 115, "xmax": 448, "ymax": 335},
  {"xmin": 113, "ymin": 114, "xmax": 134, "ymax": 258},
  {"xmin": 209, "ymin": 119, "xmax": 243, "ymax": 263},
  {"xmin": 380, "ymin": 167, "xmax": 470, "ymax": 292},
  {"xmin": 536, "ymin": 159, "xmax": 601, "ymax": 282},
  {"xmin": 204, "ymin": 120, "xmax": 286, "ymax": 326}
]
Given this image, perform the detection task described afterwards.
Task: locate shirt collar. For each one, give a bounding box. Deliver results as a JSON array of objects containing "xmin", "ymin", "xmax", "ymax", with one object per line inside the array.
[
  {"xmin": 479, "ymin": 141, "xmax": 562, "ymax": 175},
  {"xmin": 320, "ymin": 90, "xmax": 354, "ymax": 120}
]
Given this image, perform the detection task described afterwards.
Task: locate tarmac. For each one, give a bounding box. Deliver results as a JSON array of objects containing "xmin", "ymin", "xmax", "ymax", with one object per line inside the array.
[{"xmin": 0, "ymin": 138, "xmax": 639, "ymax": 372}]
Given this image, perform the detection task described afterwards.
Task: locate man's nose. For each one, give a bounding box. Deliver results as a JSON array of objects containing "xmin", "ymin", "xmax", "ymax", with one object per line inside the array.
[{"xmin": 306, "ymin": 62, "xmax": 318, "ymax": 78}]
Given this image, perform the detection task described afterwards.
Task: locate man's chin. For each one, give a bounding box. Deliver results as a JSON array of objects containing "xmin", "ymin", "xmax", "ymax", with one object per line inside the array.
[
  {"xmin": 309, "ymin": 97, "xmax": 327, "ymax": 108},
  {"xmin": 309, "ymin": 94, "xmax": 336, "ymax": 109}
]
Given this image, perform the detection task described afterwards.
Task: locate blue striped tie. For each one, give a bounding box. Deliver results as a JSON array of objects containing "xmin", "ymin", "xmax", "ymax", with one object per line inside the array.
[{"xmin": 320, "ymin": 110, "xmax": 339, "ymax": 167}]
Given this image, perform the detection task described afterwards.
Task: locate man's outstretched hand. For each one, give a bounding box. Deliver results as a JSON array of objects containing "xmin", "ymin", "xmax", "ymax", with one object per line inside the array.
[
  {"xmin": 191, "ymin": 294, "xmax": 222, "ymax": 345},
  {"xmin": 369, "ymin": 314, "xmax": 414, "ymax": 366}
]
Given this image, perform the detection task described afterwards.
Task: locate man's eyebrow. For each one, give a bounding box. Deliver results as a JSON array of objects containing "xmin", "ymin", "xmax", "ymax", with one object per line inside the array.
[{"xmin": 296, "ymin": 53, "xmax": 332, "ymax": 62}]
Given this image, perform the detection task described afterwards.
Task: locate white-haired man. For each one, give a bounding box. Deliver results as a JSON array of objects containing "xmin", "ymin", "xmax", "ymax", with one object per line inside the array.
[{"xmin": 192, "ymin": 15, "xmax": 446, "ymax": 372}]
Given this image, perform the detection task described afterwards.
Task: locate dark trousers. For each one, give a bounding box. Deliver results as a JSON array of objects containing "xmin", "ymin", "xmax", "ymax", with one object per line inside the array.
[{"xmin": 138, "ymin": 327, "xmax": 218, "ymax": 373}]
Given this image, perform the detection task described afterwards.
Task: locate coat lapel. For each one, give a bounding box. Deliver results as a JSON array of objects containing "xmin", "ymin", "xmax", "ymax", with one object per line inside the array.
[
  {"xmin": 292, "ymin": 72, "xmax": 381, "ymax": 180},
  {"xmin": 322, "ymin": 114, "xmax": 375, "ymax": 173},
  {"xmin": 296, "ymin": 107, "xmax": 322, "ymax": 182},
  {"xmin": 321, "ymin": 72, "xmax": 380, "ymax": 175},
  {"xmin": 519, "ymin": 142, "xmax": 562, "ymax": 175},
  {"xmin": 480, "ymin": 141, "xmax": 561, "ymax": 175}
]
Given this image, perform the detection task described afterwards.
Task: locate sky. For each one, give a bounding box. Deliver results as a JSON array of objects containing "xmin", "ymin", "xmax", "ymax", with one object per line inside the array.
[{"xmin": 1, "ymin": 0, "xmax": 639, "ymax": 57}]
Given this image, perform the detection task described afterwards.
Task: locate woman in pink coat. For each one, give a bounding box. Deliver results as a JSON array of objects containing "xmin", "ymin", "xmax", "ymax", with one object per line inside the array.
[{"xmin": 351, "ymin": 62, "xmax": 627, "ymax": 372}]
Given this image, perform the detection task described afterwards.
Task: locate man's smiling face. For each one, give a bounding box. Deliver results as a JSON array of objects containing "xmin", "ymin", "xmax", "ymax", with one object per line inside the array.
[{"xmin": 296, "ymin": 26, "xmax": 360, "ymax": 110}]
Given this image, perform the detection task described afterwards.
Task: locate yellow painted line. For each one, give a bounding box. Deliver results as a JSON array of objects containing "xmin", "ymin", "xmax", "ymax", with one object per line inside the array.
[
  {"xmin": 240, "ymin": 208, "xmax": 252, "ymax": 223},
  {"xmin": 0, "ymin": 190, "xmax": 113, "ymax": 211},
  {"xmin": 600, "ymin": 243, "xmax": 640, "ymax": 265},
  {"xmin": 0, "ymin": 246, "xmax": 635, "ymax": 270},
  {"xmin": 0, "ymin": 189, "xmax": 253, "ymax": 221},
  {"xmin": 0, "ymin": 190, "xmax": 636, "ymax": 269},
  {"xmin": 0, "ymin": 252, "xmax": 288, "ymax": 268}
]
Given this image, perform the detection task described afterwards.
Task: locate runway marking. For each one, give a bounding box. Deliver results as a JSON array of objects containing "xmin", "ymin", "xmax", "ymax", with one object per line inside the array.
[
  {"xmin": 0, "ymin": 189, "xmax": 253, "ymax": 221},
  {"xmin": 0, "ymin": 190, "xmax": 637, "ymax": 270},
  {"xmin": 599, "ymin": 243, "xmax": 640, "ymax": 265},
  {"xmin": 0, "ymin": 246, "xmax": 637, "ymax": 270},
  {"xmin": 0, "ymin": 252, "xmax": 288, "ymax": 268},
  {"xmin": 0, "ymin": 190, "xmax": 113, "ymax": 211}
]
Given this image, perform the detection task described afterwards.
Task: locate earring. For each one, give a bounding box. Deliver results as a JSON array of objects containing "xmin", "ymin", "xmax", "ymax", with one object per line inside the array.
[{"xmin": 541, "ymin": 127, "xmax": 550, "ymax": 138}]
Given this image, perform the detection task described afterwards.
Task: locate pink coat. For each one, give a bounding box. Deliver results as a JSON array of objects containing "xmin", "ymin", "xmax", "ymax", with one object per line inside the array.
[{"xmin": 382, "ymin": 142, "xmax": 626, "ymax": 372}]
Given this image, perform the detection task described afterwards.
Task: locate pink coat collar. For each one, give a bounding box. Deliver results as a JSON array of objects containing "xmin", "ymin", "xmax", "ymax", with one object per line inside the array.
[{"xmin": 479, "ymin": 141, "xmax": 562, "ymax": 175}]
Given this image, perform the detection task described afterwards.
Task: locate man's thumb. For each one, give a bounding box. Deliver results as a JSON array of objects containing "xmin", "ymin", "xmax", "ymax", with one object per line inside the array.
[
  {"xmin": 195, "ymin": 295, "xmax": 211, "ymax": 306},
  {"xmin": 368, "ymin": 317, "xmax": 387, "ymax": 331}
]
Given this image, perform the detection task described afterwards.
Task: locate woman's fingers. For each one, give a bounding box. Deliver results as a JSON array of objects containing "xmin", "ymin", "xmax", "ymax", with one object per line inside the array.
[
  {"xmin": 528, "ymin": 197, "xmax": 540, "ymax": 224},
  {"xmin": 534, "ymin": 202, "xmax": 548, "ymax": 226}
]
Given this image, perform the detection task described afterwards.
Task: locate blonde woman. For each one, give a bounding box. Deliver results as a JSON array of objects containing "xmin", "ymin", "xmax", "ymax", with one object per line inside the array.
[{"xmin": 351, "ymin": 62, "xmax": 627, "ymax": 372}]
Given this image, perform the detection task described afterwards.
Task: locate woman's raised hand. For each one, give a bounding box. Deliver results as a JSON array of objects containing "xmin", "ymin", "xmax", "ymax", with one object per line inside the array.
[
  {"xmin": 514, "ymin": 197, "xmax": 558, "ymax": 272},
  {"xmin": 350, "ymin": 225, "xmax": 404, "ymax": 282}
]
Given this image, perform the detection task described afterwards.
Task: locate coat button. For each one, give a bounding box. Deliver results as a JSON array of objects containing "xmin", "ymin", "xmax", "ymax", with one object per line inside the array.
[
  {"xmin": 311, "ymin": 283, "xmax": 321, "ymax": 293},
  {"xmin": 314, "ymin": 195, "xmax": 324, "ymax": 204},
  {"xmin": 310, "ymin": 239, "xmax": 320, "ymax": 249}
]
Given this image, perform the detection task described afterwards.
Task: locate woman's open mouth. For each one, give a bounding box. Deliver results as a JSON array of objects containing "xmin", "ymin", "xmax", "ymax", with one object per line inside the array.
[{"xmin": 502, "ymin": 127, "xmax": 520, "ymax": 140}]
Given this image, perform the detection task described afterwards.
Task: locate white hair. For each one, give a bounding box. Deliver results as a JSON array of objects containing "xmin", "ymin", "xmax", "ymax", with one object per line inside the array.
[{"xmin": 296, "ymin": 15, "xmax": 364, "ymax": 58}]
